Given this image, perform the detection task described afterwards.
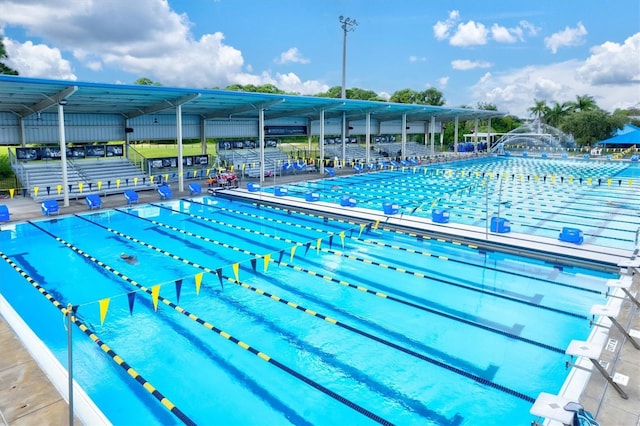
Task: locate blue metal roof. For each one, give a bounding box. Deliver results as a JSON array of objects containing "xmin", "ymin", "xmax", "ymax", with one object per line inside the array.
[{"xmin": 0, "ymin": 75, "xmax": 503, "ymax": 124}]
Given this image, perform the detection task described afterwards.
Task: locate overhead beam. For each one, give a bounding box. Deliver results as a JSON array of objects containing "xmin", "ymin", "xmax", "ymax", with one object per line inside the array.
[
  {"xmin": 264, "ymin": 101, "xmax": 344, "ymax": 120},
  {"xmin": 203, "ymin": 98, "xmax": 285, "ymax": 120},
  {"xmin": 126, "ymin": 93, "xmax": 200, "ymax": 119},
  {"xmin": 22, "ymin": 86, "xmax": 78, "ymax": 118}
]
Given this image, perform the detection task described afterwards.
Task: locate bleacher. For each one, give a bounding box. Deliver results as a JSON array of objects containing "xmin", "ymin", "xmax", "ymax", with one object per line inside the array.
[
  {"xmin": 14, "ymin": 158, "xmax": 153, "ymax": 201},
  {"xmin": 220, "ymin": 148, "xmax": 311, "ymax": 178}
]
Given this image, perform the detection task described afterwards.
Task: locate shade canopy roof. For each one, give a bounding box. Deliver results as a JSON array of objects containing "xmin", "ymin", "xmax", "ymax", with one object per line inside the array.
[{"xmin": 0, "ymin": 75, "xmax": 503, "ymax": 125}]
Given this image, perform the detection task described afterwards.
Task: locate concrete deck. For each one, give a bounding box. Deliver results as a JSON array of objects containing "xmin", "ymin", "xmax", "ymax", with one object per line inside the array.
[{"xmin": 0, "ymin": 174, "xmax": 638, "ymax": 425}]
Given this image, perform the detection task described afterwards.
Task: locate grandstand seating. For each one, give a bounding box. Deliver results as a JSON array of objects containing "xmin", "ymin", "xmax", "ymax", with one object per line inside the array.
[{"xmin": 14, "ymin": 158, "xmax": 153, "ymax": 201}]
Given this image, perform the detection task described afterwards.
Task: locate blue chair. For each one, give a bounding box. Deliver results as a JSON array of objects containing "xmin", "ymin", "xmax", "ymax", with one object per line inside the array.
[
  {"xmin": 293, "ymin": 162, "xmax": 307, "ymax": 173},
  {"xmin": 41, "ymin": 199, "xmax": 60, "ymax": 216},
  {"xmin": 158, "ymin": 184, "xmax": 172, "ymax": 200},
  {"xmin": 353, "ymin": 164, "xmax": 363, "ymax": 173},
  {"xmin": 0, "ymin": 205, "xmax": 10, "ymax": 222},
  {"xmin": 85, "ymin": 194, "xmax": 102, "ymax": 210},
  {"xmin": 324, "ymin": 167, "xmax": 335, "ymax": 177},
  {"xmin": 124, "ymin": 189, "xmax": 139, "ymax": 205},
  {"xmin": 282, "ymin": 162, "xmax": 293, "ymax": 174},
  {"xmin": 188, "ymin": 182, "xmax": 202, "ymax": 195}
]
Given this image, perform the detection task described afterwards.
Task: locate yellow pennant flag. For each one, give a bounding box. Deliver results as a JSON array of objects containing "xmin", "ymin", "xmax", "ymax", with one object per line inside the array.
[
  {"xmin": 97, "ymin": 181, "xmax": 102, "ymax": 191},
  {"xmin": 316, "ymin": 238, "xmax": 322, "ymax": 253},
  {"xmin": 290, "ymin": 245, "xmax": 297, "ymax": 262},
  {"xmin": 57, "ymin": 184, "xmax": 62, "ymax": 194},
  {"xmin": 134, "ymin": 177, "xmax": 138, "ymax": 186},
  {"xmin": 263, "ymin": 253, "xmax": 271, "ymax": 273},
  {"xmin": 33, "ymin": 186, "xmax": 39, "ymax": 197},
  {"xmin": 607, "ymin": 178, "xmax": 611, "ymax": 186},
  {"xmin": 339, "ymin": 231, "xmax": 345, "ymax": 248},
  {"xmin": 9, "ymin": 188, "xmax": 14, "ymax": 198},
  {"xmin": 193, "ymin": 170, "xmax": 197, "ymax": 178},
  {"xmin": 358, "ymin": 223, "xmax": 366, "ymax": 237},
  {"xmin": 151, "ymin": 285, "xmax": 160, "ymax": 311},
  {"xmin": 78, "ymin": 182, "xmax": 83, "ymax": 193},
  {"xmin": 164, "ymin": 174, "xmax": 169, "ymax": 182},
  {"xmin": 99, "ymin": 298, "xmax": 110, "ymax": 325},
  {"xmin": 629, "ymin": 179, "xmax": 633, "ymax": 186},
  {"xmin": 195, "ymin": 272, "xmax": 203, "ymax": 295},
  {"xmin": 232, "ymin": 263, "xmax": 240, "ymax": 282},
  {"xmin": 116, "ymin": 179, "xmax": 121, "ymax": 189},
  {"xmin": 372, "ymin": 220, "xmax": 380, "ymax": 230},
  {"xmin": 149, "ymin": 176, "xmax": 154, "ymax": 184}
]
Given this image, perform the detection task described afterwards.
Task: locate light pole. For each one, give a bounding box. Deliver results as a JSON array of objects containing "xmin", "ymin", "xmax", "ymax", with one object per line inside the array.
[
  {"xmin": 339, "ymin": 16, "xmax": 357, "ymax": 99},
  {"xmin": 339, "ymin": 16, "xmax": 357, "ymax": 167}
]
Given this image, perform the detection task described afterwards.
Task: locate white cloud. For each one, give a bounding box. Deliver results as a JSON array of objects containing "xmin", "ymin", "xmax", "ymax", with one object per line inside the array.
[
  {"xmin": 451, "ymin": 59, "xmax": 492, "ymax": 70},
  {"xmin": 0, "ymin": 0, "xmax": 326, "ymax": 94},
  {"xmin": 470, "ymin": 58, "xmax": 638, "ymax": 117},
  {"xmin": 435, "ymin": 12, "xmax": 537, "ymax": 47},
  {"xmin": 450, "ymin": 21, "xmax": 488, "ymax": 46},
  {"xmin": 3, "ymin": 38, "xmax": 76, "ymax": 80},
  {"xmin": 577, "ymin": 32, "xmax": 640, "ymax": 85},
  {"xmin": 520, "ymin": 20, "xmax": 539, "ymax": 37},
  {"xmin": 437, "ymin": 76, "xmax": 449, "ymax": 88},
  {"xmin": 544, "ymin": 22, "xmax": 587, "ymax": 54},
  {"xmin": 491, "ymin": 24, "xmax": 518, "ymax": 43},
  {"xmin": 409, "ymin": 55, "xmax": 427, "ymax": 62},
  {"xmin": 433, "ymin": 10, "xmax": 460, "ymax": 41},
  {"xmin": 275, "ymin": 47, "xmax": 310, "ymax": 65}
]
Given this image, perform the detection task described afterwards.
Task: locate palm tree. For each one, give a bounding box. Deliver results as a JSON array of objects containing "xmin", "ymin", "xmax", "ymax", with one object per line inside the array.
[
  {"xmin": 571, "ymin": 94, "xmax": 597, "ymax": 112},
  {"xmin": 0, "ymin": 37, "xmax": 19, "ymax": 75},
  {"xmin": 544, "ymin": 102, "xmax": 571, "ymax": 128},
  {"xmin": 528, "ymin": 99, "xmax": 547, "ymax": 122}
]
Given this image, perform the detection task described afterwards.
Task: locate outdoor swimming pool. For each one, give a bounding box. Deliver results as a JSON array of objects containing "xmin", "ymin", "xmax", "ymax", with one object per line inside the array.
[
  {"xmin": 0, "ymin": 194, "xmax": 619, "ymax": 425},
  {"xmin": 269, "ymin": 157, "xmax": 640, "ymax": 251}
]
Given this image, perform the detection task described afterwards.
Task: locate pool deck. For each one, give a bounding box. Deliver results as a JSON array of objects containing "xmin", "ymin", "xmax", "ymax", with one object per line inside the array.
[{"xmin": 0, "ymin": 173, "xmax": 639, "ymax": 425}]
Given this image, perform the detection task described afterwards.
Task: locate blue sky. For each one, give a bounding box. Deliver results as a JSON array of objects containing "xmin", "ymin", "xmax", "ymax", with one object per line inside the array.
[{"xmin": 1, "ymin": 0, "xmax": 638, "ymax": 117}]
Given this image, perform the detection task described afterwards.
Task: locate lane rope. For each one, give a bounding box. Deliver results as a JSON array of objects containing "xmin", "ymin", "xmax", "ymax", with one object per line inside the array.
[
  {"xmin": 69, "ymin": 214, "xmax": 392, "ymax": 425},
  {"xmin": 0, "ymin": 246, "xmax": 196, "ymax": 426}
]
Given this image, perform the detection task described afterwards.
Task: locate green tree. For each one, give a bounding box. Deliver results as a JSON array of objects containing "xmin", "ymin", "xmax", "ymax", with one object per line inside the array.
[
  {"xmin": 528, "ymin": 99, "xmax": 547, "ymax": 122},
  {"xmin": 389, "ymin": 88, "xmax": 419, "ymax": 104},
  {"xmin": 346, "ymin": 87, "xmax": 384, "ymax": 101},
  {"xmin": 560, "ymin": 109, "xmax": 623, "ymax": 146},
  {"xmin": 570, "ymin": 94, "xmax": 597, "ymax": 112},
  {"xmin": 0, "ymin": 37, "xmax": 19, "ymax": 75},
  {"xmin": 134, "ymin": 77, "xmax": 162, "ymax": 86},
  {"xmin": 544, "ymin": 102, "xmax": 571, "ymax": 128},
  {"xmin": 418, "ymin": 88, "xmax": 445, "ymax": 106},
  {"xmin": 315, "ymin": 86, "xmax": 342, "ymax": 98}
]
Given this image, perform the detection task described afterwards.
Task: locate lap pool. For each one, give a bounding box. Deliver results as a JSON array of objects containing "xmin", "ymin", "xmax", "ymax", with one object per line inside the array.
[{"xmin": 0, "ymin": 193, "xmax": 619, "ymax": 425}]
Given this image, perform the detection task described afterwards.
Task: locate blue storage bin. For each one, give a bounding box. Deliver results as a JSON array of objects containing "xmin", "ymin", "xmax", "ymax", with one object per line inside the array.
[
  {"xmin": 490, "ymin": 216, "xmax": 511, "ymax": 233},
  {"xmin": 340, "ymin": 195, "xmax": 357, "ymax": 207},
  {"xmin": 305, "ymin": 192, "xmax": 320, "ymax": 202},
  {"xmin": 382, "ymin": 202, "xmax": 399, "ymax": 214},
  {"xmin": 559, "ymin": 227, "xmax": 583, "ymax": 244},
  {"xmin": 432, "ymin": 208, "xmax": 450, "ymax": 224},
  {"xmin": 246, "ymin": 182, "xmax": 261, "ymax": 192},
  {"xmin": 274, "ymin": 187, "xmax": 288, "ymax": 196}
]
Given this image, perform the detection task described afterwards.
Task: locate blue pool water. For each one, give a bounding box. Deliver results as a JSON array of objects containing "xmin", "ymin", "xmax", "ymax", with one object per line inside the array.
[
  {"xmin": 270, "ymin": 157, "xmax": 640, "ymax": 251},
  {"xmin": 0, "ymin": 195, "xmax": 617, "ymax": 425}
]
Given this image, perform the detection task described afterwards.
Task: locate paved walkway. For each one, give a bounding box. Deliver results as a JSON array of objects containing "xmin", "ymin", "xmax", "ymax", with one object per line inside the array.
[{"xmin": 0, "ymin": 174, "xmax": 638, "ymax": 425}]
